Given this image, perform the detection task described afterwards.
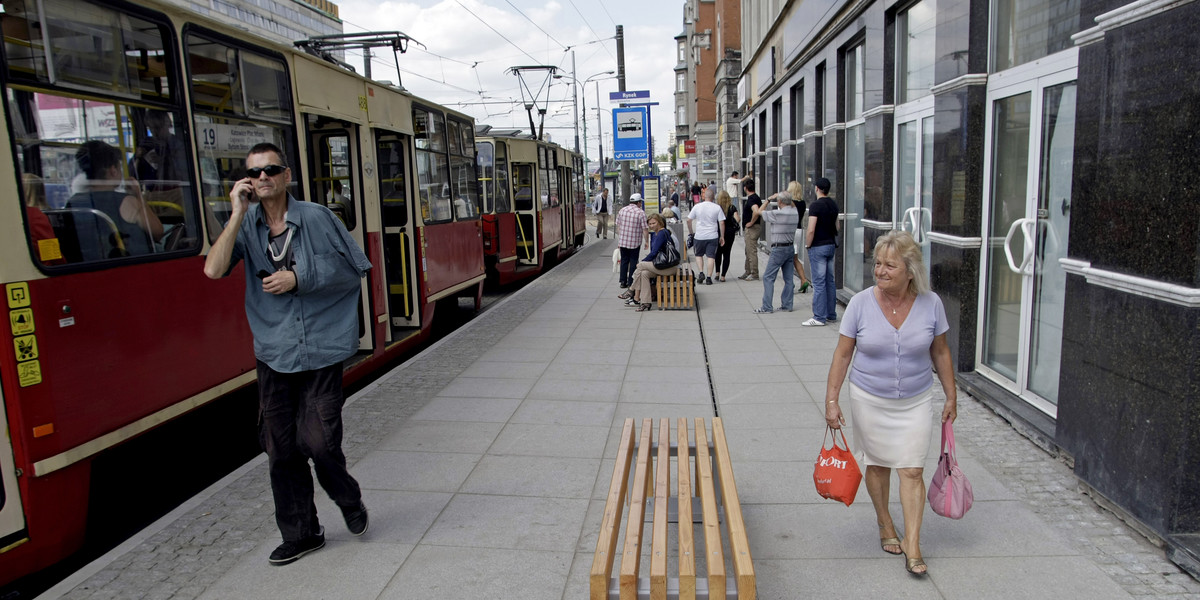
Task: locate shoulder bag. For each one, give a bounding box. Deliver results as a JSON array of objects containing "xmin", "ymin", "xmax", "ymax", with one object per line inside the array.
[
  {"xmin": 653, "ymin": 234, "xmax": 680, "ymax": 269},
  {"xmin": 928, "ymin": 420, "xmax": 974, "ymax": 519}
]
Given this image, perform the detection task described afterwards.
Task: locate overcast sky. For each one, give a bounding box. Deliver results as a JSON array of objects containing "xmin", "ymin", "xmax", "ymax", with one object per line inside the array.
[{"xmin": 334, "ymin": 0, "xmax": 683, "ymax": 161}]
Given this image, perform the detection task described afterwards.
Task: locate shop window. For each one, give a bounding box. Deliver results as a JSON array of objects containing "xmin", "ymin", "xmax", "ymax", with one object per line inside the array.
[
  {"xmin": 993, "ymin": 0, "xmax": 1081, "ymax": 72},
  {"xmin": 897, "ymin": 0, "xmax": 938, "ymax": 103}
]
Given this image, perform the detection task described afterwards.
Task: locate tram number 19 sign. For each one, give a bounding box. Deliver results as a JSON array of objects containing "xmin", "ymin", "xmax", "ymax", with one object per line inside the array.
[{"xmin": 199, "ymin": 123, "xmax": 274, "ymax": 155}]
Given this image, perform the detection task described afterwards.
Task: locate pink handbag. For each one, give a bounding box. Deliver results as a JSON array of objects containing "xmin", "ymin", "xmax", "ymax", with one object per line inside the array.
[{"xmin": 928, "ymin": 420, "xmax": 973, "ymax": 519}]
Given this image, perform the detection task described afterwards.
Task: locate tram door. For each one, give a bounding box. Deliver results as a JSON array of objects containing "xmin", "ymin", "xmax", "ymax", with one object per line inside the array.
[
  {"xmin": 374, "ymin": 131, "xmax": 420, "ymax": 331},
  {"xmin": 558, "ymin": 161, "xmax": 574, "ymax": 249},
  {"xmin": 512, "ymin": 163, "xmax": 539, "ymax": 266},
  {"xmin": 306, "ymin": 117, "xmax": 372, "ymax": 350},
  {"xmin": 978, "ymin": 59, "xmax": 1076, "ymax": 417},
  {"xmin": 0, "ymin": 392, "xmax": 26, "ymax": 544},
  {"xmin": 894, "ymin": 100, "xmax": 934, "ymax": 276}
]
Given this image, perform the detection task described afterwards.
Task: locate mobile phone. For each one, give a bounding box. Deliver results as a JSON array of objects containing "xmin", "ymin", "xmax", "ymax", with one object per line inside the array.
[{"xmin": 256, "ymin": 270, "xmax": 271, "ymax": 279}]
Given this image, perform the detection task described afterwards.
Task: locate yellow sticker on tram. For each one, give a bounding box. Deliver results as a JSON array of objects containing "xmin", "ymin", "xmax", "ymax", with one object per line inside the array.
[
  {"xmin": 17, "ymin": 359, "xmax": 42, "ymax": 387},
  {"xmin": 10, "ymin": 308, "xmax": 34, "ymax": 336},
  {"xmin": 6, "ymin": 282, "xmax": 31, "ymax": 309},
  {"xmin": 38, "ymin": 238, "xmax": 63, "ymax": 262},
  {"xmin": 13, "ymin": 334, "xmax": 38, "ymax": 362}
]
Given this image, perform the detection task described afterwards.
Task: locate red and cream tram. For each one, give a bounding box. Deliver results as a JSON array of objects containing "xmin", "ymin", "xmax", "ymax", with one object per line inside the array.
[
  {"xmin": 476, "ymin": 130, "xmax": 586, "ymax": 285},
  {"xmin": 0, "ymin": 0, "xmax": 489, "ymax": 586}
]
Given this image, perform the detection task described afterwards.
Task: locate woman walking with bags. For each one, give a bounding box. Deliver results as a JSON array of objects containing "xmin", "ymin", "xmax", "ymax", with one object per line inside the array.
[
  {"xmin": 821, "ymin": 231, "xmax": 957, "ymax": 576},
  {"xmin": 620, "ymin": 213, "xmax": 679, "ymax": 311}
]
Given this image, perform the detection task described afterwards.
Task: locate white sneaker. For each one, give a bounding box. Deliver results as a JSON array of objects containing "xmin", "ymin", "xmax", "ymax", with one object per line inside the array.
[{"xmin": 801, "ymin": 318, "xmax": 826, "ymax": 327}]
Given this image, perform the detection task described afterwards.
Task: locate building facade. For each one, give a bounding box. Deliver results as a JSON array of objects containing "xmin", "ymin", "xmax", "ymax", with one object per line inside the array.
[
  {"xmin": 682, "ymin": 0, "xmax": 719, "ymax": 187},
  {"xmin": 164, "ymin": 0, "xmax": 341, "ymax": 45},
  {"xmin": 737, "ymin": 0, "xmax": 1200, "ymax": 576}
]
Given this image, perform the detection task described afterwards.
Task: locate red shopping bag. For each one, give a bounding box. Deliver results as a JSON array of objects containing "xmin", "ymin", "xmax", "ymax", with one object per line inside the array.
[
  {"xmin": 928, "ymin": 420, "xmax": 974, "ymax": 519},
  {"xmin": 813, "ymin": 427, "xmax": 862, "ymax": 506}
]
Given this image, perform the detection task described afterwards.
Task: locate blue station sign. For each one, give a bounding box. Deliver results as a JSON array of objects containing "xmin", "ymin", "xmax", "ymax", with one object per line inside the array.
[
  {"xmin": 609, "ymin": 90, "xmax": 651, "ymax": 104},
  {"xmin": 612, "ymin": 106, "xmax": 649, "ymax": 161}
]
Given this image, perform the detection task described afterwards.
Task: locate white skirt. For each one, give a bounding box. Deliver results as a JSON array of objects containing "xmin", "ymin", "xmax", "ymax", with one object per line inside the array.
[{"xmin": 847, "ymin": 382, "xmax": 933, "ymax": 469}]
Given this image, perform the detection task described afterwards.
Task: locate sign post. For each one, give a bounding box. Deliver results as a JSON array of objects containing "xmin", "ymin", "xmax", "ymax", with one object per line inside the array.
[{"xmin": 612, "ymin": 106, "xmax": 649, "ymax": 162}]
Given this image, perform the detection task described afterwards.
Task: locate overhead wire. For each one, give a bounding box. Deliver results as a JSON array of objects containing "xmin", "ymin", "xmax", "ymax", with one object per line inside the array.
[
  {"xmin": 455, "ymin": 0, "xmax": 540, "ymax": 65},
  {"xmin": 505, "ymin": 0, "xmax": 566, "ymax": 50}
]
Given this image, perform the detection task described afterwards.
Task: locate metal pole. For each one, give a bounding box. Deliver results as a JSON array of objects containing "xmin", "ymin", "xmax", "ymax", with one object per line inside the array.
[
  {"xmin": 616, "ymin": 25, "xmax": 630, "ymax": 203},
  {"xmin": 596, "ymin": 83, "xmax": 603, "ymax": 192},
  {"xmin": 571, "ymin": 51, "xmax": 580, "ymax": 154},
  {"xmin": 363, "ymin": 45, "xmax": 372, "ymax": 80},
  {"xmin": 581, "ymin": 80, "xmax": 589, "ymax": 166}
]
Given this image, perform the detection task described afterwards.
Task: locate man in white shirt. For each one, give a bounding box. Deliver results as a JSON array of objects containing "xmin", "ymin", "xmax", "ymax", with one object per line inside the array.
[
  {"xmin": 725, "ymin": 170, "xmax": 751, "ymax": 202},
  {"xmin": 686, "ymin": 192, "xmax": 726, "ymax": 285},
  {"xmin": 592, "ymin": 187, "xmax": 613, "ymax": 239}
]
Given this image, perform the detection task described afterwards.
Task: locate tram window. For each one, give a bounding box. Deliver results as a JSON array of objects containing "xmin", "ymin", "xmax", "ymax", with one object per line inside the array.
[
  {"xmin": 413, "ymin": 108, "xmax": 452, "ymax": 223},
  {"xmin": 186, "ymin": 34, "xmax": 296, "ymax": 240},
  {"xmin": 308, "ymin": 124, "xmax": 356, "ymax": 230},
  {"xmin": 513, "ymin": 164, "xmax": 533, "ymax": 211},
  {"xmin": 477, "ymin": 142, "xmax": 495, "ymax": 214},
  {"xmin": 447, "ymin": 119, "xmax": 478, "ymax": 221},
  {"xmin": 3, "ymin": 0, "xmax": 175, "ymax": 103},
  {"xmin": 9, "ymin": 88, "xmax": 201, "ymax": 266},
  {"xmin": 537, "ymin": 147, "xmax": 551, "ymax": 208},
  {"xmin": 494, "ymin": 142, "xmax": 511, "ymax": 214},
  {"xmin": 375, "ymin": 133, "xmax": 408, "ymax": 228}
]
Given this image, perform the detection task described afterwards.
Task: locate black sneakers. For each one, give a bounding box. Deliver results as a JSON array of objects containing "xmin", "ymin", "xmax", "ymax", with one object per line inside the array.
[
  {"xmin": 269, "ymin": 527, "xmax": 325, "ymax": 566},
  {"xmin": 343, "ymin": 503, "xmax": 369, "ymax": 537}
]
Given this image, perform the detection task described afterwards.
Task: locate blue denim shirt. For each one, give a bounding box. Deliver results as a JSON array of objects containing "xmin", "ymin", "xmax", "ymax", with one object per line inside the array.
[{"xmin": 227, "ymin": 196, "xmax": 371, "ymax": 373}]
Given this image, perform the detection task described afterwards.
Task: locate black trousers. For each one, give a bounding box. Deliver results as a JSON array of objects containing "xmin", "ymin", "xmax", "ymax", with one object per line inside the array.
[
  {"xmin": 714, "ymin": 236, "xmax": 736, "ymax": 277},
  {"xmin": 257, "ymin": 360, "xmax": 362, "ymax": 542},
  {"xmin": 619, "ymin": 247, "xmax": 640, "ymax": 287}
]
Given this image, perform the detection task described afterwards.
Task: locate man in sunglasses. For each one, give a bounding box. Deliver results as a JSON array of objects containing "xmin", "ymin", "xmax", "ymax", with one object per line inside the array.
[{"xmin": 204, "ymin": 142, "xmax": 371, "ymax": 566}]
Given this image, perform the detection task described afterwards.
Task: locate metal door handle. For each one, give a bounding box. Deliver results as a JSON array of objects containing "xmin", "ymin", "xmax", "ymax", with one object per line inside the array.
[{"xmin": 1003, "ymin": 218, "xmax": 1036, "ymax": 275}]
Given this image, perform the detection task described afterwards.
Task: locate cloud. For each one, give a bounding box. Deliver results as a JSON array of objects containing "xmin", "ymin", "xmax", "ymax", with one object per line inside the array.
[{"xmin": 333, "ymin": 0, "xmax": 680, "ymax": 155}]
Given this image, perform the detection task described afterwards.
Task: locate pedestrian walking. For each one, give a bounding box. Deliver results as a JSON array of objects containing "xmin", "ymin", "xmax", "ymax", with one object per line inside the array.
[
  {"xmin": 752, "ymin": 189, "xmax": 800, "ymax": 313},
  {"xmin": 822, "ymin": 230, "xmax": 958, "ymax": 576},
  {"xmin": 203, "ymin": 142, "xmax": 371, "ymax": 566},
  {"xmin": 803, "ymin": 177, "xmax": 839, "ymax": 326},
  {"xmin": 713, "ymin": 190, "xmax": 739, "ymax": 282},
  {"xmin": 592, "ymin": 187, "xmax": 613, "ymax": 239},
  {"xmin": 737, "ymin": 179, "xmax": 763, "ymax": 280},
  {"xmin": 785, "ymin": 180, "xmax": 812, "ymax": 293},
  {"xmin": 615, "ymin": 193, "xmax": 648, "ymax": 289},
  {"xmin": 686, "ymin": 187, "xmax": 725, "ymax": 285}
]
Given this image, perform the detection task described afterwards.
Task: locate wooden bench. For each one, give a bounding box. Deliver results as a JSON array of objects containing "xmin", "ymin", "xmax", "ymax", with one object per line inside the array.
[
  {"xmin": 654, "ymin": 269, "xmax": 696, "ymax": 311},
  {"xmin": 591, "ymin": 418, "xmax": 755, "ymax": 600}
]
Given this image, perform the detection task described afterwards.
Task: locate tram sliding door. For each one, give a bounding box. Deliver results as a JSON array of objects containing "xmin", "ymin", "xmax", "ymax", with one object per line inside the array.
[
  {"xmin": 511, "ymin": 162, "xmax": 539, "ymax": 266},
  {"xmin": 374, "ymin": 131, "xmax": 419, "ymax": 331},
  {"xmin": 305, "ymin": 116, "xmax": 372, "ymax": 351},
  {"xmin": 0, "ymin": 392, "xmax": 26, "ymax": 546},
  {"xmin": 978, "ymin": 58, "xmax": 1076, "ymax": 417}
]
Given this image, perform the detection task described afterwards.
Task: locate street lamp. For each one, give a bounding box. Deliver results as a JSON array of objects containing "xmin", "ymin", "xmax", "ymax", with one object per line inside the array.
[{"xmin": 585, "ymin": 71, "xmax": 616, "ymax": 187}]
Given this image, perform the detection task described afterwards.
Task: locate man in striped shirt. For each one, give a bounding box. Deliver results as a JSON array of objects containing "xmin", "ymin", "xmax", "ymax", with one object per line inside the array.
[
  {"xmin": 752, "ymin": 190, "xmax": 800, "ymax": 313},
  {"xmin": 615, "ymin": 194, "xmax": 648, "ymax": 289}
]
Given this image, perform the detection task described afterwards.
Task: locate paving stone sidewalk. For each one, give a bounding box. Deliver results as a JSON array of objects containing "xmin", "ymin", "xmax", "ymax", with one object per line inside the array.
[{"xmin": 40, "ymin": 235, "xmax": 1200, "ymax": 599}]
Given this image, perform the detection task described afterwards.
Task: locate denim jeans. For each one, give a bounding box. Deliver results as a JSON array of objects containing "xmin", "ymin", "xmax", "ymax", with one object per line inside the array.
[
  {"xmin": 619, "ymin": 247, "xmax": 639, "ymax": 287},
  {"xmin": 760, "ymin": 245, "xmax": 796, "ymax": 311},
  {"xmin": 808, "ymin": 243, "xmax": 838, "ymax": 322},
  {"xmin": 257, "ymin": 360, "xmax": 362, "ymax": 542}
]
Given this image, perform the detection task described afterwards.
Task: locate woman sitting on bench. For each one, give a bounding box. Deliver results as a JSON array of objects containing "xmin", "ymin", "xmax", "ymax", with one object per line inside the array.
[{"xmin": 619, "ymin": 212, "xmax": 679, "ymax": 312}]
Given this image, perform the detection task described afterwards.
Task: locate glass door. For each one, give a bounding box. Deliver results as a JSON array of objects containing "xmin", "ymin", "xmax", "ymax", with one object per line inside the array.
[
  {"xmin": 894, "ymin": 98, "xmax": 934, "ymax": 273},
  {"xmin": 978, "ymin": 59, "xmax": 1076, "ymax": 417}
]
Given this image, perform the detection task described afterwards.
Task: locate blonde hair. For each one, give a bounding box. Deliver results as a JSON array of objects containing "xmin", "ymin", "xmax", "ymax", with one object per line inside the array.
[
  {"xmin": 647, "ymin": 213, "xmax": 667, "ymax": 229},
  {"xmin": 716, "ymin": 190, "xmax": 732, "ymax": 213},
  {"xmin": 786, "ymin": 180, "xmax": 803, "ymax": 201},
  {"xmin": 873, "ymin": 230, "xmax": 929, "ymax": 296},
  {"xmin": 22, "ymin": 173, "xmax": 48, "ymax": 210}
]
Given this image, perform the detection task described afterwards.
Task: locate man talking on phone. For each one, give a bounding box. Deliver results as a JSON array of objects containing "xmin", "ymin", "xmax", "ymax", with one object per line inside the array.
[{"xmin": 204, "ymin": 142, "xmax": 371, "ymax": 566}]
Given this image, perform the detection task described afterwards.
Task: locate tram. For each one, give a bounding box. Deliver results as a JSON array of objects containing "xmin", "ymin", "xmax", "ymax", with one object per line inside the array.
[
  {"xmin": 0, "ymin": 0, "xmax": 489, "ymax": 586},
  {"xmin": 476, "ymin": 129, "xmax": 587, "ymax": 285}
]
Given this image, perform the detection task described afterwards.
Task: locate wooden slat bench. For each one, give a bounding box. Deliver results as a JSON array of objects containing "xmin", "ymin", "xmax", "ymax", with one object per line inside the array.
[
  {"xmin": 591, "ymin": 418, "xmax": 755, "ymax": 600},
  {"xmin": 654, "ymin": 269, "xmax": 696, "ymax": 311}
]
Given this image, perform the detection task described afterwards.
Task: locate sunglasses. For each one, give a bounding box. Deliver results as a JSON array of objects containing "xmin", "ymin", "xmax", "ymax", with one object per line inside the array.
[{"xmin": 246, "ymin": 164, "xmax": 287, "ymax": 178}]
